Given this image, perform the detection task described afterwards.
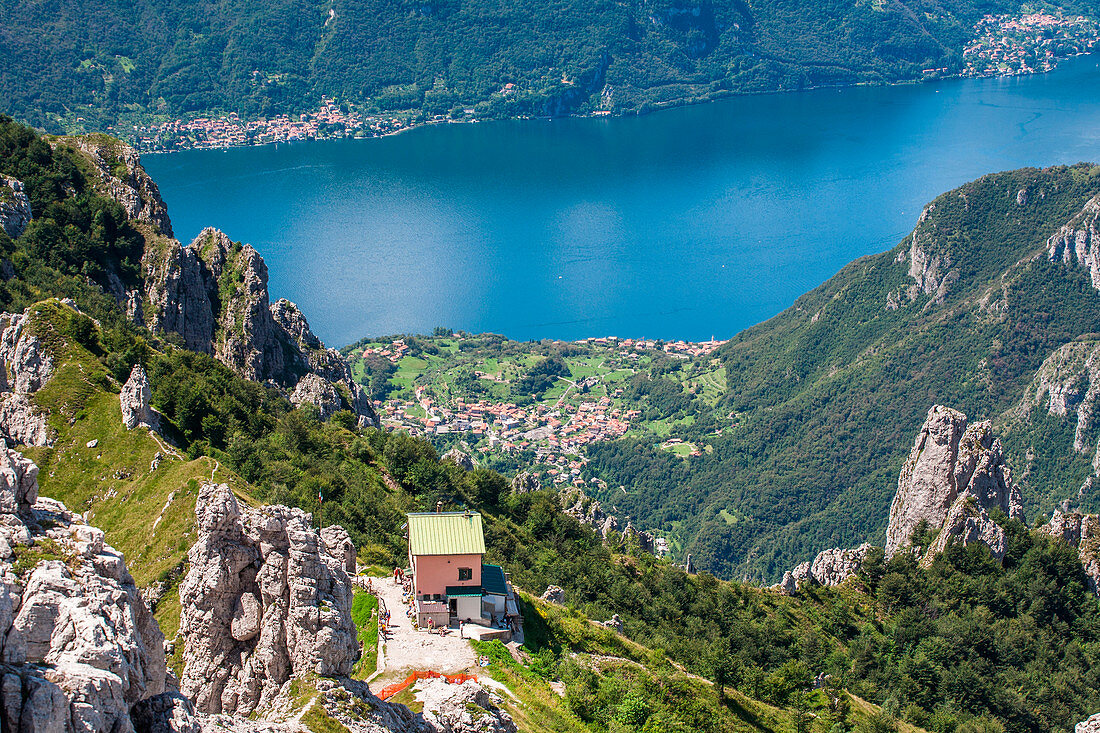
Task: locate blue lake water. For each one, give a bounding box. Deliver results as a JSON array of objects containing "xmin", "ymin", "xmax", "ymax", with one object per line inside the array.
[{"xmin": 144, "ymin": 54, "xmax": 1100, "ymax": 347}]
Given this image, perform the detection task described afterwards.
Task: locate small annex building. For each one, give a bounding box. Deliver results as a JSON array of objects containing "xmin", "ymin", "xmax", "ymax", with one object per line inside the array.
[{"xmin": 407, "ymin": 510, "xmax": 514, "ymax": 628}]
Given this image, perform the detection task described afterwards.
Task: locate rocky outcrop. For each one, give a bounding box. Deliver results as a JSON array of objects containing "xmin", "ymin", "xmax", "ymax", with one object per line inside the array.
[
  {"xmin": 0, "ymin": 177, "xmax": 32, "ymax": 240},
  {"xmin": 810, "ymin": 544, "xmax": 873, "ymax": 586},
  {"xmin": 0, "ymin": 446, "xmax": 191, "ymax": 733},
  {"xmin": 178, "ymin": 483, "xmax": 359, "ymax": 717},
  {"xmin": 1078, "ymin": 712, "xmax": 1100, "ymax": 732},
  {"xmin": 510, "ymin": 472, "xmax": 541, "ymax": 494},
  {"xmin": 1047, "ymin": 193, "xmax": 1100, "ymax": 290},
  {"xmin": 1021, "ymin": 339, "xmax": 1100, "ymax": 470},
  {"xmin": 121, "ymin": 364, "xmax": 155, "ymax": 430},
  {"xmin": 540, "ymin": 586, "xmax": 565, "ymax": 604},
  {"xmin": 290, "ymin": 373, "xmax": 343, "ymax": 421},
  {"xmin": 0, "ymin": 307, "xmax": 55, "ymax": 447},
  {"xmin": 621, "ymin": 521, "xmax": 654, "ymax": 554},
  {"xmin": 775, "ymin": 544, "xmax": 873, "ymax": 594},
  {"xmin": 418, "ymin": 678, "xmax": 517, "ymax": 733},
  {"xmin": 922, "ymin": 495, "xmax": 1009, "ymax": 564},
  {"xmin": 72, "ymin": 136, "xmax": 173, "ymax": 238},
  {"xmin": 885, "ymin": 405, "xmax": 1024, "ymax": 559},
  {"xmin": 1038, "ymin": 509, "xmax": 1100, "ymax": 593},
  {"xmin": 561, "ymin": 487, "xmax": 619, "ymax": 539},
  {"xmin": 442, "ymin": 448, "xmax": 477, "ymax": 471},
  {"xmin": 142, "ymin": 231, "xmax": 376, "ymax": 425}
]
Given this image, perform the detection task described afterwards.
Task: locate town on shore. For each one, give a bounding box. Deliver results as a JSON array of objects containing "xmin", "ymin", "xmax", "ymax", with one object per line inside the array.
[{"xmin": 119, "ymin": 11, "xmax": 1099, "ymax": 153}]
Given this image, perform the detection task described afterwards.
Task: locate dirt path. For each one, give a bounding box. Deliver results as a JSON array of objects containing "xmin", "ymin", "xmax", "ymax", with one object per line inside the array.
[{"xmin": 372, "ymin": 575, "xmax": 476, "ymax": 686}]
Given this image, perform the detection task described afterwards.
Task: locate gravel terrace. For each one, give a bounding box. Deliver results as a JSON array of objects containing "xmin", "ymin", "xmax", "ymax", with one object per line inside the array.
[{"xmin": 372, "ymin": 574, "xmax": 477, "ymax": 685}]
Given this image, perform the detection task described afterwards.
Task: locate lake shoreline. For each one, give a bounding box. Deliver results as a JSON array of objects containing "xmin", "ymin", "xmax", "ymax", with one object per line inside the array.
[
  {"xmin": 144, "ymin": 53, "xmax": 1100, "ymax": 347},
  {"xmin": 140, "ymin": 50, "xmax": 1098, "ymax": 156}
]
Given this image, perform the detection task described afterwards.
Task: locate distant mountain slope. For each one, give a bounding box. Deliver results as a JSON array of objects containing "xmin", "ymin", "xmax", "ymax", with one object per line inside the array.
[
  {"xmin": 1, "ymin": 0, "xmax": 1086, "ymax": 133},
  {"xmin": 587, "ymin": 164, "xmax": 1100, "ymax": 580}
]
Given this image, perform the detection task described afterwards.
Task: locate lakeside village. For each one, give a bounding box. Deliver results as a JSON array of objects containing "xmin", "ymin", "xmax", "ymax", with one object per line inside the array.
[
  {"xmin": 129, "ymin": 97, "xmax": 414, "ymax": 151},
  {"xmin": 366, "ymin": 336, "xmax": 727, "ymax": 485},
  {"xmin": 124, "ymin": 13, "xmax": 1100, "ymax": 152},
  {"xmin": 956, "ymin": 11, "xmax": 1100, "ymax": 77}
]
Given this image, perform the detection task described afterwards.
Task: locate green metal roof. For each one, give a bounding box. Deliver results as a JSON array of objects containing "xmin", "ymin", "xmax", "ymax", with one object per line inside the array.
[
  {"xmin": 408, "ymin": 512, "xmax": 486, "ymax": 556},
  {"xmin": 481, "ymin": 564, "xmax": 508, "ymax": 596},
  {"xmin": 445, "ymin": 586, "xmax": 483, "ymax": 597}
]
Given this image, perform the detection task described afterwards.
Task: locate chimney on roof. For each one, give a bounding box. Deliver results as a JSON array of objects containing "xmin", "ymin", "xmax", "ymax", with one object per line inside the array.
[
  {"xmin": 464, "ymin": 508, "xmax": 471, "ymax": 518},
  {"xmin": 436, "ymin": 500, "xmax": 443, "ymax": 514}
]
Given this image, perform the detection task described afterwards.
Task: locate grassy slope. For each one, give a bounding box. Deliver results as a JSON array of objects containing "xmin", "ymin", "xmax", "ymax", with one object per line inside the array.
[
  {"xmin": 14, "ymin": 301, "xmax": 254, "ymax": 638},
  {"xmin": 486, "ymin": 593, "xmax": 929, "ymax": 733}
]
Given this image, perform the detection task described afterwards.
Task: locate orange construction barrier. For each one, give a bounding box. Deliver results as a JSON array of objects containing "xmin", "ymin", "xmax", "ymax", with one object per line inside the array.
[{"xmin": 376, "ymin": 670, "xmax": 478, "ymax": 700}]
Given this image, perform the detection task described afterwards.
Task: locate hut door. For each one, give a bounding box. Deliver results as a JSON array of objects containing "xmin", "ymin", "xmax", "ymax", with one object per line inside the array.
[{"xmin": 449, "ymin": 598, "xmax": 458, "ymax": 616}]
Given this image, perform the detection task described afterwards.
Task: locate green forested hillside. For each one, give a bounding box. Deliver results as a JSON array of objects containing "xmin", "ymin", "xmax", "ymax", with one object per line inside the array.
[
  {"xmin": 586, "ymin": 164, "xmax": 1100, "ymax": 580},
  {"xmin": 1, "ymin": 0, "xmax": 1082, "ymax": 135},
  {"xmin": 6, "ymin": 116, "xmax": 1100, "ymax": 732}
]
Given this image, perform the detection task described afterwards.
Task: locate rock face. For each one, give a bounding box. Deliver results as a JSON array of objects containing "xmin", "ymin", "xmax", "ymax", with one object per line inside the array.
[
  {"xmin": 1038, "ymin": 509, "xmax": 1100, "ymax": 593},
  {"xmin": 121, "ymin": 364, "xmax": 155, "ymax": 430},
  {"xmin": 418, "ymin": 678, "xmax": 517, "ymax": 733},
  {"xmin": 72, "ymin": 137, "xmax": 173, "ymax": 238},
  {"xmin": 901, "ymin": 204, "xmax": 959, "ymax": 307},
  {"xmin": 510, "ymin": 472, "xmax": 541, "ymax": 494},
  {"xmin": 178, "ymin": 482, "xmax": 359, "ymax": 716},
  {"xmin": 290, "ymin": 373, "xmax": 343, "ymax": 421},
  {"xmin": 442, "ymin": 448, "xmax": 477, "ymax": 471},
  {"xmin": 0, "ymin": 445, "xmax": 189, "ymax": 733},
  {"xmin": 143, "ymin": 230, "xmax": 376, "ymax": 425},
  {"xmin": 0, "ymin": 177, "xmax": 32, "ymax": 239},
  {"xmin": 1048, "ymin": 193, "xmax": 1100, "ymax": 290},
  {"xmin": 0, "ymin": 307, "xmax": 55, "ymax": 446},
  {"xmin": 1022, "ymin": 339, "xmax": 1100, "ymax": 473},
  {"xmin": 885, "ymin": 405, "xmax": 1024, "ymax": 559}
]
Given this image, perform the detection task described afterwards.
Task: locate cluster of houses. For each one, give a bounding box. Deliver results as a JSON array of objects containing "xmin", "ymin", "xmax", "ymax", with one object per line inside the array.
[
  {"xmin": 132, "ymin": 97, "xmax": 414, "ymax": 151},
  {"xmin": 360, "ymin": 340, "xmax": 411, "ymax": 363},
  {"xmin": 579, "ymin": 335, "xmax": 727, "ymax": 359},
  {"xmin": 377, "ymin": 390, "xmax": 635, "ymax": 461},
  {"xmin": 961, "ymin": 12, "xmax": 1099, "ymax": 77},
  {"xmin": 405, "ymin": 508, "xmax": 519, "ymax": 635}
]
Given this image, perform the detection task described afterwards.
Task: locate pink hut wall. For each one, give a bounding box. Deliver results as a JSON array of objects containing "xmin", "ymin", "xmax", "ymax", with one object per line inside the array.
[{"xmin": 412, "ymin": 554, "xmax": 482, "ymax": 598}]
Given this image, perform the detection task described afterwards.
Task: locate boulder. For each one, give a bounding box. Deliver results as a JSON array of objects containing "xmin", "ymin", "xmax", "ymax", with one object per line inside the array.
[
  {"xmin": 886, "ymin": 405, "xmax": 1023, "ymax": 559},
  {"xmin": 808, "ymin": 544, "xmax": 873, "ymax": 586},
  {"xmin": 0, "ymin": 177, "xmax": 32, "ymax": 239},
  {"xmin": 418, "ymin": 678, "xmax": 517, "ymax": 733},
  {"xmin": 178, "ymin": 483, "xmax": 359, "ymax": 716},
  {"xmin": 540, "ymin": 586, "xmax": 565, "ymax": 604}
]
